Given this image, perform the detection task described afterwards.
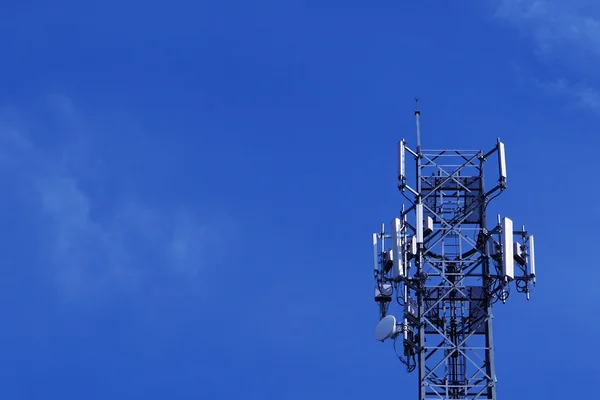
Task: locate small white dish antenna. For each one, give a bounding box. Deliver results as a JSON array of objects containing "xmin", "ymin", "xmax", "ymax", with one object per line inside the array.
[{"xmin": 375, "ymin": 315, "xmax": 397, "ymax": 342}]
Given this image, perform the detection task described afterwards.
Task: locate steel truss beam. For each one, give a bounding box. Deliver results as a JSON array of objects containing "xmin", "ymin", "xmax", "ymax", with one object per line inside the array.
[{"xmin": 400, "ymin": 146, "xmax": 499, "ymax": 400}]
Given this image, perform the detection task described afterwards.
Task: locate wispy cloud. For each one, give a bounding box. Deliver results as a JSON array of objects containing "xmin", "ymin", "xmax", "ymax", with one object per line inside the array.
[
  {"xmin": 494, "ymin": 0, "xmax": 600, "ymax": 114},
  {"xmin": 539, "ymin": 79, "xmax": 600, "ymax": 114},
  {"xmin": 495, "ymin": 0, "xmax": 600, "ymax": 58},
  {"xmin": 0, "ymin": 95, "xmax": 236, "ymax": 303}
]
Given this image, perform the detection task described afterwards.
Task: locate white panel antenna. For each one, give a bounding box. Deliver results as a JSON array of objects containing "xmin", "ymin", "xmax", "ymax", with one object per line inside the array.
[
  {"xmin": 528, "ymin": 235, "xmax": 536, "ymax": 282},
  {"xmin": 391, "ymin": 218, "xmax": 404, "ymax": 280},
  {"xmin": 372, "ymin": 233, "xmax": 379, "ymax": 272},
  {"xmin": 410, "ymin": 235, "xmax": 417, "ymax": 256},
  {"xmin": 498, "ymin": 141, "xmax": 507, "ymax": 184},
  {"xmin": 398, "ymin": 140, "xmax": 406, "ymax": 181},
  {"xmin": 424, "ymin": 216, "xmax": 433, "ymax": 237},
  {"xmin": 502, "ymin": 217, "xmax": 514, "ymax": 280},
  {"xmin": 416, "ymin": 203, "xmax": 424, "ymax": 243},
  {"xmin": 375, "ymin": 315, "xmax": 398, "ymax": 342}
]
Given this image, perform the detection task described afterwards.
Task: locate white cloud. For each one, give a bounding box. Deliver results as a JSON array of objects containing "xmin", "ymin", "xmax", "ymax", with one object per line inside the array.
[
  {"xmin": 540, "ymin": 79, "xmax": 600, "ymax": 114},
  {"xmin": 495, "ymin": 0, "xmax": 600, "ymax": 58},
  {"xmin": 494, "ymin": 0, "xmax": 600, "ymax": 114},
  {"xmin": 0, "ymin": 96, "xmax": 236, "ymax": 302}
]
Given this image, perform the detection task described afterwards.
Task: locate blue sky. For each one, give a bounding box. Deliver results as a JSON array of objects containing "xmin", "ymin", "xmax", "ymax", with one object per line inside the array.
[{"xmin": 0, "ymin": 0, "xmax": 598, "ymax": 398}]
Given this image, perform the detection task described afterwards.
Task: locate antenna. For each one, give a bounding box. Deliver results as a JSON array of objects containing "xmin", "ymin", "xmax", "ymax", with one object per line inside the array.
[
  {"xmin": 391, "ymin": 218, "xmax": 404, "ymax": 280},
  {"xmin": 502, "ymin": 217, "xmax": 515, "ymax": 280},
  {"xmin": 371, "ymin": 105, "xmax": 538, "ymax": 400},
  {"xmin": 375, "ymin": 315, "xmax": 398, "ymax": 342},
  {"xmin": 414, "ymin": 98, "xmax": 421, "ymax": 154},
  {"xmin": 415, "ymin": 203, "xmax": 424, "ymax": 243},
  {"xmin": 398, "ymin": 139, "xmax": 406, "ymax": 188},
  {"xmin": 409, "ymin": 236, "xmax": 417, "ymax": 258},
  {"xmin": 497, "ymin": 139, "xmax": 507, "ymax": 188},
  {"xmin": 528, "ymin": 235, "xmax": 536, "ymax": 283},
  {"xmin": 372, "ymin": 233, "xmax": 379, "ymax": 273}
]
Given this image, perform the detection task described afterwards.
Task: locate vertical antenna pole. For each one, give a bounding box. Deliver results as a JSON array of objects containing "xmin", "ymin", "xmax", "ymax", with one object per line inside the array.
[
  {"xmin": 415, "ymin": 98, "xmax": 421, "ymax": 154},
  {"xmin": 413, "ymin": 97, "xmax": 426, "ymax": 399}
]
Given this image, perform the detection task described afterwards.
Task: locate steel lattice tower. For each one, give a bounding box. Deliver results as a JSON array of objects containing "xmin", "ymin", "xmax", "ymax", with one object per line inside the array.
[{"xmin": 373, "ymin": 105, "xmax": 536, "ymax": 400}]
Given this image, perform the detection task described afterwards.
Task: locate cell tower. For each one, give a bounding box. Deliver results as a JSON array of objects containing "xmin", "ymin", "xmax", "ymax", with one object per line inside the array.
[{"xmin": 372, "ymin": 103, "xmax": 536, "ymax": 400}]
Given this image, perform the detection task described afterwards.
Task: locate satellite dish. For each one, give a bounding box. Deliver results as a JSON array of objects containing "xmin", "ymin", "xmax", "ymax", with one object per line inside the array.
[{"xmin": 375, "ymin": 315, "xmax": 397, "ymax": 342}]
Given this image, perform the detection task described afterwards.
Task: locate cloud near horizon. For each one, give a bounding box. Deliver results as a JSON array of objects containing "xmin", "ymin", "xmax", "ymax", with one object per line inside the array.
[{"xmin": 0, "ymin": 96, "xmax": 235, "ymax": 303}]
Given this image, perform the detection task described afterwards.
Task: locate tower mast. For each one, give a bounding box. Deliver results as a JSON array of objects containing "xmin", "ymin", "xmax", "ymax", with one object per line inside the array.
[{"xmin": 372, "ymin": 104, "xmax": 536, "ymax": 399}]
